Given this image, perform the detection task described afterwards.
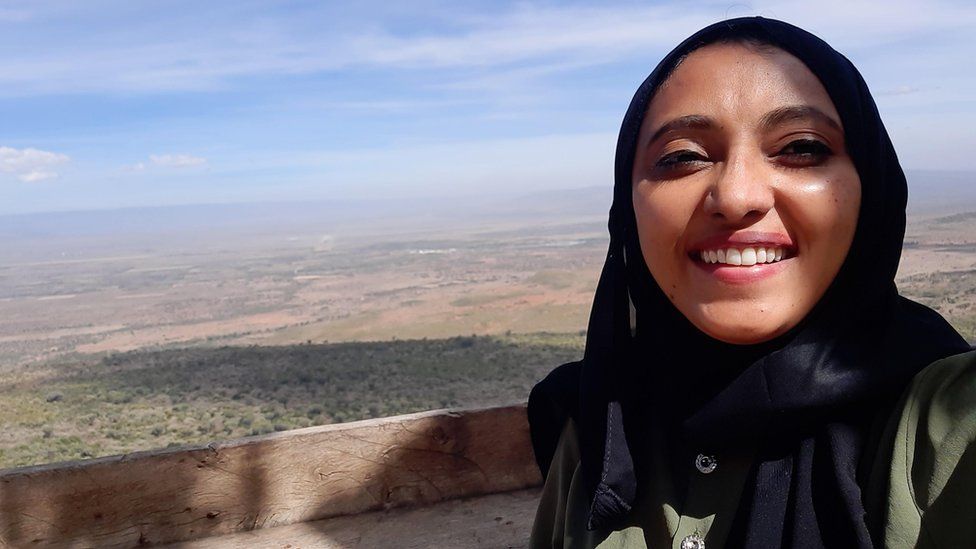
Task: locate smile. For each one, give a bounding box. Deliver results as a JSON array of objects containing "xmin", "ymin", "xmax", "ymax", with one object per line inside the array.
[{"xmin": 697, "ymin": 246, "xmax": 787, "ymax": 266}]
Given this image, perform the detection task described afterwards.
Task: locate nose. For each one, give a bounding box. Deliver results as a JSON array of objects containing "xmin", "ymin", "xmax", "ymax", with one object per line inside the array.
[{"xmin": 701, "ymin": 149, "xmax": 775, "ymax": 224}]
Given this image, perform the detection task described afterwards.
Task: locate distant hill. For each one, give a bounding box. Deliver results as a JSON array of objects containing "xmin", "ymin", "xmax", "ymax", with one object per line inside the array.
[
  {"xmin": 0, "ymin": 170, "xmax": 971, "ymax": 261},
  {"xmin": 1, "ymin": 168, "xmax": 969, "ymax": 238},
  {"xmin": 0, "ymin": 186, "xmax": 610, "ymax": 239},
  {"xmin": 905, "ymin": 170, "xmax": 976, "ymax": 214}
]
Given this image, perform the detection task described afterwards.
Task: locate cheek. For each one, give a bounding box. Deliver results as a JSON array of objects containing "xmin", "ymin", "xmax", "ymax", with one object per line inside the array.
[
  {"xmin": 788, "ymin": 171, "xmax": 861, "ymax": 278},
  {"xmin": 632, "ymin": 185, "xmax": 697, "ymax": 265},
  {"xmin": 815, "ymin": 174, "xmax": 860, "ymax": 244},
  {"xmin": 834, "ymin": 177, "xmax": 862, "ymax": 235}
]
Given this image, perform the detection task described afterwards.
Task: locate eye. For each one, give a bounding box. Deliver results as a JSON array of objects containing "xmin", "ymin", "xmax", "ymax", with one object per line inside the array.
[
  {"xmin": 775, "ymin": 138, "xmax": 833, "ymax": 166},
  {"xmin": 655, "ymin": 150, "xmax": 708, "ymax": 170}
]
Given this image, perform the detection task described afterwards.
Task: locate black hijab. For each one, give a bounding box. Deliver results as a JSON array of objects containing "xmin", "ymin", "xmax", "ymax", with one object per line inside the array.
[{"xmin": 528, "ymin": 16, "xmax": 969, "ymax": 548}]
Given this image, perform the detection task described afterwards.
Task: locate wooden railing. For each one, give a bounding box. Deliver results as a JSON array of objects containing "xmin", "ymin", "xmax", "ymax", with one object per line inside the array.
[{"xmin": 0, "ymin": 404, "xmax": 541, "ymax": 548}]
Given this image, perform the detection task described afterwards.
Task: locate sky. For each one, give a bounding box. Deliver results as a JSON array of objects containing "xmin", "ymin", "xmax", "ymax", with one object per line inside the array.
[{"xmin": 1, "ymin": 0, "xmax": 974, "ymax": 215}]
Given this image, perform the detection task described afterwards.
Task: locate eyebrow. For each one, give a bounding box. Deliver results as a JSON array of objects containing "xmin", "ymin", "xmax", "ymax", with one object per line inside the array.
[
  {"xmin": 646, "ymin": 114, "xmax": 714, "ymax": 147},
  {"xmin": 645, "ymin": 105, "xmax": 843, "ymax": 148},
  {"xmin": 758, "ymin": 105, "xmax": 843, "ymax": 133}
]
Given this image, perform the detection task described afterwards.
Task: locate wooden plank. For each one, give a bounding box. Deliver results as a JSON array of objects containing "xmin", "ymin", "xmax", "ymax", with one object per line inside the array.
[
  {"xmin": 162, "ymin": 487, "xmax": 541, "ymax": 549},
  {"xmin": 0, "ymin": 404, "xmax": 542, "ymax": 548}
]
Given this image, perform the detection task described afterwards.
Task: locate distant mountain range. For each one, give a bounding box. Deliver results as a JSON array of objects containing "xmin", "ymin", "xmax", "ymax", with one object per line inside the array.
[{"xmin": 0, "ymin": 169, "xmax": 970, "ymax": 242}]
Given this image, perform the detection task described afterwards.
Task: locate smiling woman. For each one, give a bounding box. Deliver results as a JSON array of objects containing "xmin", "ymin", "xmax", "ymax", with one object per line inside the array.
[
  {"xmin": 527, "ymin": 17, "xmax": 974, "ymax": 549},
  {"xmin": 631, "ymin": 41, "xmax": 861, "ymax": 345}
]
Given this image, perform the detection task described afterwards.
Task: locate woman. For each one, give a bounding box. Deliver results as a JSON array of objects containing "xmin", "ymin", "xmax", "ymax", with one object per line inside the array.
[{"xmin": 527, "ymin": 17, "xmax": 974, "ymax": 549}]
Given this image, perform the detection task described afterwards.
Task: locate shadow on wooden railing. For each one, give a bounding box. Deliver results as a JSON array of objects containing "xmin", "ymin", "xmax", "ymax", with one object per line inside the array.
[{"xmin": 0, "ymin": 404, "xmax": 541, "ymax": 548}]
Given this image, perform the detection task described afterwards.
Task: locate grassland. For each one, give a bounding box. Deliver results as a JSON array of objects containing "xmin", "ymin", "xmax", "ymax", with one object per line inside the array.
[
  {"xmin": 0, "ymin": 332, "xmax": 584, "ymax": 469},
  {"xmin": 0, "ymin": 196, "xmax": 974, "ymax": 470},
  {"xmin": 900, "ymin": 263, "xmax": 976, "ymax": 340}
]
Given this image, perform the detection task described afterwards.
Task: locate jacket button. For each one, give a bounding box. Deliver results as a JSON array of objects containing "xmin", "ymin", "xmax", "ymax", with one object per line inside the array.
[
  {"xmin": 680, "ymin": 533, "xmax": 706, "ymax": 549},
  {"xmin": 695, "ymin": 453, "xmax": 717, "ymax": 474}
]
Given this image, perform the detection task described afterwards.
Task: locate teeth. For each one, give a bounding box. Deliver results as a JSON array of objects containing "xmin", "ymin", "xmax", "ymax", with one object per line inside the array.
[
  {"xmin": 696, "ymin": 246, "xmax": 788, "ymax": 266},
  {"xmin": 726, "ymin": 249, "xmax": 742, "ymax": 265},
  {"xmin": 741, "ymin": 247, "xmax": 757, "ymax": 266}
]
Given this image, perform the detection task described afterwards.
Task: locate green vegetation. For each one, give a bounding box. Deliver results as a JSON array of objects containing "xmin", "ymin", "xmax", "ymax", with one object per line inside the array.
[
  {"xmin": 2, "ymin": 205, "xmax": 973, "ymax": 474},
  {"xmin": 900, "ymin": 268, "xmax": 976, "ymax": 342},
  {"xmin": 526, "ymin": 270, "xmax": 578, "ymax": 290},
  {"xmin": 450, "ymin": 291, "xmax": 526, "ymax": 307},
  {"xmin": 0, "ymin": 332, "xmax": 584, "ymax": 469},
  {"xmin": 931, "ymin": 211, "xmax": 976, "ymax": 225}
]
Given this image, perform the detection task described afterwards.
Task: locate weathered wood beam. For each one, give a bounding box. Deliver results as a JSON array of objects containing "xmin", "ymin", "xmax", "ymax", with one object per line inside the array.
[
  {"xmin": 162, "ymin": 488, "xmax": 541, "ymax": 549},
  {"xmin": 0, "ymin": 404, "xmax": 541, "ymax": 548}
]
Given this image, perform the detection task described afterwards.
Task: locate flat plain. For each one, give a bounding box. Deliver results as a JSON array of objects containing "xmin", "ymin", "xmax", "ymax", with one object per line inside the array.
[{"xmin": 1, "ymin": 184, "xmax": 974, "ymax": 468}]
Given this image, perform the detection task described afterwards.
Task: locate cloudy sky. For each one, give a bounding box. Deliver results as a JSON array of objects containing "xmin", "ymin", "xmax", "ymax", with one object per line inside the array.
[{"xmin": 1, "ymin": 0, "xmax": 974, "ymax": 215}]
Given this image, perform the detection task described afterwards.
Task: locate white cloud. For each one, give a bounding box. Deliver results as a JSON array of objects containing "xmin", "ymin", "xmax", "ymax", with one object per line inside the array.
[
  {"xmin": 149, "ymin": 154, "xmax": 207, "ymax": 168},
  {"xmin": 20, "ymin": 170, "xmax": 58, "ymax": 182},
  {"xmin": 123, "ymin": 154, "xmax": 207, "ymax": 172},
  {"xmin": 347, "ymin": 5, "xmax": 702, "ymax": 69},
  {"xmin": 0, "ymin": 146, "xmax": 69, "ymax": 182},
  {"xmin": 1, "ymin": 1, "xmax": 973, "ymax": 95}
]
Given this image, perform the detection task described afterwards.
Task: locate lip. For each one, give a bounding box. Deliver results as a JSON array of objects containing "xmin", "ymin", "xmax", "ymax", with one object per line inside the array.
[
  {"xmin": 693, "ymin": 258, "xmax": 790, "ymax": 284},
  {"xmin": 688, "ymin": 231, "xmax": 796, "ymax": 285}
]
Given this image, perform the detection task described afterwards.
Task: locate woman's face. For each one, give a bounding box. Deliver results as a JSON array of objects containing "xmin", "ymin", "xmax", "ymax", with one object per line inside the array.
[{"xmin": 632, "ymin": 42, "xmax": 861, "ymax": 344}]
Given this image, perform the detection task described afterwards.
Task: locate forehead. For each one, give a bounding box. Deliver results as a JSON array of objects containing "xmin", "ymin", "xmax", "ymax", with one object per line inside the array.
[{"xmin": 645, "ymin": 42, "xmax": 840, "ymax": 128}]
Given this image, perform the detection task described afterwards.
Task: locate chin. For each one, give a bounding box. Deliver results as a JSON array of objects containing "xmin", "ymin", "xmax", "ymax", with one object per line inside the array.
[
  {"xmin": 694, "ymin": 319, "xmax": 788, "ymax": 345},
  {"xmin": 688, "ymin": 301, "xmax": 796, "ymax": 345}
]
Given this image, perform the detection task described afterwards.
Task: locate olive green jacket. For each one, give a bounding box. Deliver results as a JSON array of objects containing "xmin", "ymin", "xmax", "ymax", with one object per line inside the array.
[{"xmin": 530, "ymin": 350, "xmax": 976, "ymax": 548}]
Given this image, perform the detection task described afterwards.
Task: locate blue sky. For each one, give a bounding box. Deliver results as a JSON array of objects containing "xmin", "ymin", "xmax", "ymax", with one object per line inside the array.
[{"xmin": 1, "ymin": 0, "xmax": 974, "ymax": 215}]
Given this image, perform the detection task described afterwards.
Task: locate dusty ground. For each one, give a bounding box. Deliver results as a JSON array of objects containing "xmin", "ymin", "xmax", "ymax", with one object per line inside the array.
[
  {"xmin": 2, "ymin": 211, "xmax": 973, "ymax": 374},
  {"xmin": 0, "ymin": 222, "xmax": 607, "ymax": 371},
  {"xmin": 0, "ymin": 207, "xmax": 974, "ymax": 468}
]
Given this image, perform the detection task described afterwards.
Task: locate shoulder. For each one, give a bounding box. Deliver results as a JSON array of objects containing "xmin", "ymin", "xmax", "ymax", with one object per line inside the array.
[
  {"xmin": 914, "ymin": 346, "xmax": 975, "ymax": 396},
  {"xmin": 528, "ymin": 416, "xmax": 579, "ymax": 549},
  {"xmin": 899, "ymin": 348, "xmax": 976, "ymax": 497},
  {"xmin": 528, "ymin": 361, "xmax": 583, "ymax": 478},
  {"xmin": 884, "ymin": 348, "xmax": 976, "ymax": 548}
]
